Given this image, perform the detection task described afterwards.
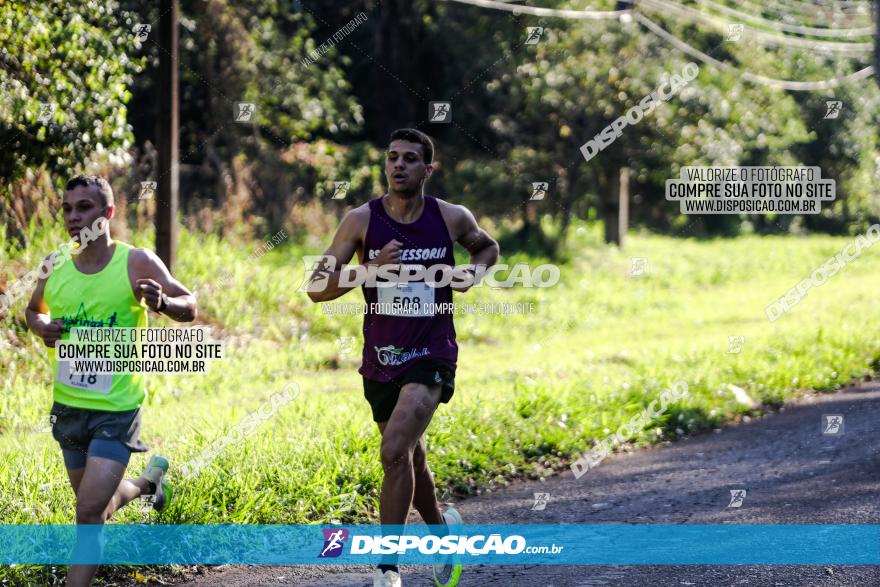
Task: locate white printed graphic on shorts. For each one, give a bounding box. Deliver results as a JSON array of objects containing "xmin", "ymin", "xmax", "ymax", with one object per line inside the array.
[{"xmin": 374, "ymin": 345, "xmax": 430, "ymax": 367}]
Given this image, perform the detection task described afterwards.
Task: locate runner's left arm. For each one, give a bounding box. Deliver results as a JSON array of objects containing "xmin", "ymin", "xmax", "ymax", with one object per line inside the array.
[
  {"xmin": 131, "ymin": 249, "xmax": 198, "ymax": 322},
  {"xmin": 451, "ymin": 205, "xmax": 499, "ymax": 292}
]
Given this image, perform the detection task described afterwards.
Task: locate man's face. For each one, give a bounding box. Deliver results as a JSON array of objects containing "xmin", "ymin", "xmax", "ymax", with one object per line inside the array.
[
  {"xmin": 385, "ymin": 139, "xmax": 432, "ymax": 194},
  {"xmin": 62, "ymin": 185, "xmax": 112, "ymax": 241}
]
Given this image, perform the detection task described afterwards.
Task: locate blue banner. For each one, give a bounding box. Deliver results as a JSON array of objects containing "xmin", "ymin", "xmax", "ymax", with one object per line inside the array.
[{"xmin": 1, "ymin": 524, "xmax": 878, "ymax": 565}]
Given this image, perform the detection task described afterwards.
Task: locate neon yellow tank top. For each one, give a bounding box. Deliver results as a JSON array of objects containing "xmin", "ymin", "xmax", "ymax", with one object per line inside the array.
[{"xmin": 44, "ymin": 241, "xmax": 148, "ymax": 411}]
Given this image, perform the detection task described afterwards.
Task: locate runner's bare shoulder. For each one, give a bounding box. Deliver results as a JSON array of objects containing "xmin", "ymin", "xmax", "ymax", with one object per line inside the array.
[
  {"xmin": 336, "ymin": 202, "xmax": 371, "ymax": 243},
  {"xmin": 433, "ymin": 197, "xmax": 473, "ymax": 241},
  {"xmin": 128, "ymin": 247, "xmax": 163, "ymax": 275},
  {"xmin": 127, "ymin": 247, "xmax": 182, "ymax": 287}
]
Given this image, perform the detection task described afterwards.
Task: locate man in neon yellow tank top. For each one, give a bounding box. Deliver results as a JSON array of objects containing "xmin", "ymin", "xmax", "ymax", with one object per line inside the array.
[{"xmin": 25, "ymin": 175, "xmax": 197, "ymax": 587}]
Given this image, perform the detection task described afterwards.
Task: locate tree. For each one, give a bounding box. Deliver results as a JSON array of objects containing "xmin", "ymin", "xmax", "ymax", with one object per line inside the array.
[{"xmin": 0, "ymin": 0, "xmax": 143, "ymax": 189}]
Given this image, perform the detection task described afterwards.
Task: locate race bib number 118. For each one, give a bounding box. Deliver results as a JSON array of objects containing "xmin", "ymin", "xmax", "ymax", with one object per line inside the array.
[{"xmin": 56, "ymin": 360, "xmax": 112, "ymax": 394}]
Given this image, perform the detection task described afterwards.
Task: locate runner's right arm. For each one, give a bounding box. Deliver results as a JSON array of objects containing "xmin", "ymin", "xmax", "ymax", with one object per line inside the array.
[
  {"xmin": 306, "ymin": 208, "xmax": 366, "ymax": 303},
  {"xmin": 307, "ymin": 207, "xmax": 401, "ymax": 303}
]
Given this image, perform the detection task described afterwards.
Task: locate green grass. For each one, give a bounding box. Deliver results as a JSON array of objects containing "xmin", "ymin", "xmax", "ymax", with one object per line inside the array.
[{"xmin": 3, "ymin": 219, "xmax": 880, "ymax": 584}]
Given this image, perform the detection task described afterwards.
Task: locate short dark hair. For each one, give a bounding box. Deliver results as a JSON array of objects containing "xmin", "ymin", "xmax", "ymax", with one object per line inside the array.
[
  {"xmin": 65, "ymin": 174, "xmax": 114, "ymax": 208},
  {"xmin": 389, "ymin": 128, "xmax": 434, "ymax": 163}
]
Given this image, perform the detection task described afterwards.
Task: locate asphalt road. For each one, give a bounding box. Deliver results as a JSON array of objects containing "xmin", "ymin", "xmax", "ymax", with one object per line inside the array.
[{"xmin": 175, "ymin": 382, "xmax": 880, "ymax": 586}]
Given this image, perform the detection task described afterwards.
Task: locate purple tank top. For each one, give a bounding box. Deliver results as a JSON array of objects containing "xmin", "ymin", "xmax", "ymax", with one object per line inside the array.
[{"xmin": 359, "ymin": 195, "xmax": 457, "ymax": 381}]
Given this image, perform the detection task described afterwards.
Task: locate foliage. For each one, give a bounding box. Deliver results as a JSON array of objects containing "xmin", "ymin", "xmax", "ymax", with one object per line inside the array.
[
  {"xmin": 1, "ymin": 0, "xmax": 879, "ymax": 245},
  {"xmin": 0, "ymin": 0, "xmax": 142, "ymax": 188}
]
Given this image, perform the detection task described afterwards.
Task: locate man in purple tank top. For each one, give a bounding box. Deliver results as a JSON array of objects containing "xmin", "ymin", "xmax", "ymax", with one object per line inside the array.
[{"xmin": 308, "ymin": 129, "xmax": 499, "ymax": 587}]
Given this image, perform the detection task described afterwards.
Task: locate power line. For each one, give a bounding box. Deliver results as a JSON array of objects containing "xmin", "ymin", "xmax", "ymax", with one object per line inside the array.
[
  {"xmin": 694, "ymin": 0, "xmax": 874, "ymax": 38},
  {"xmin": 441, "ymin": 0, "xmax": 629, "ymax": 19},
  {"xmin": 442, "ymin": 0, "xmax": 876, "ymax": 90},
  {"xmin": 635, "ymin": 12, "xmax": 875, "ymax": 90},
  {"xmin": 639, "ymin": 0, "xmax": 874, "ymax": 54},
  {"xmin": 774, "ymin": 0, "xmax": 872, "ymax": 14},
  {"xmin": 741, "ymin": 0, "xmax": 872, "ymax": 27},
  {"xmin": 653, "ymin": 0, "xmax": 874, "ymax": 29}
]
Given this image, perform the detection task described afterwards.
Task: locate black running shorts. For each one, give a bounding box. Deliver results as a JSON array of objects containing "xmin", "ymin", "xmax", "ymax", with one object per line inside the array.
[
  {"xmin": 50, "ymin": 401, "xmax": 149, "ymax": 468},
  {"xmin": 362, "ymin": 359, "xmax": 455, "ymax": 423}
]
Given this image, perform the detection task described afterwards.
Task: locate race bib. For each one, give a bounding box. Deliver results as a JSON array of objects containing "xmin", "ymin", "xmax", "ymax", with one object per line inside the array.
[
  {"xmin": 376, "ymin": 282, "xmax": 435, "ymax": 317},
  {"xmin": 56, "ymin": 360, "xmax": 112, "ymax": 394}
]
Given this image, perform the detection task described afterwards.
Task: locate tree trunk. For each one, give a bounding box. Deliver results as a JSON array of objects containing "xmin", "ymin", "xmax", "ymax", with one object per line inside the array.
[
  {"xmin": 374, "ymin": 0, "xmax": 425, "ymax": 138},
  {"xmin": 555, "ymin": 165, "xmax": 580, "ymax": 256}
]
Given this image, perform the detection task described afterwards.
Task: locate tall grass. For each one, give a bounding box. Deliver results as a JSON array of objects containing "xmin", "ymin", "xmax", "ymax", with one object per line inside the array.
[{"xmin": 2, "ymin": 220, "xmax": 880, "ymax": 583}]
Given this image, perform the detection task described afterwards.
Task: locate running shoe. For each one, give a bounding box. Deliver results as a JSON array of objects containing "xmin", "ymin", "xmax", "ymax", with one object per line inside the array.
[
  {"xmin": 433, "ymin": 507, "xmax": 463, "ymax": 586},
  {"xmin": 373, "ymin": 568, "xmax": 402, "ymax": 587},
  {"xmin": 142, "ymin": 455, "xmax": 171, "ymax": 512}
]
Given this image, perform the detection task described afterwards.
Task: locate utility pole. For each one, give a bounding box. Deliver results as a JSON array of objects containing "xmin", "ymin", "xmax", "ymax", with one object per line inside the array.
[
  {"xmin": 156, "ymin": 0, "xmax": 179, "ymax": 270},
  {"xmin": 604, "ymin": 167, "xmax": 630, "ymax": 247}
]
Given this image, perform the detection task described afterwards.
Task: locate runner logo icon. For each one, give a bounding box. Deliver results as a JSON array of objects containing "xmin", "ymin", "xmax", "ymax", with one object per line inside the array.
[{"xmin": 319, "ymin": 528, "xmax": 349, "ymax": 558}]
